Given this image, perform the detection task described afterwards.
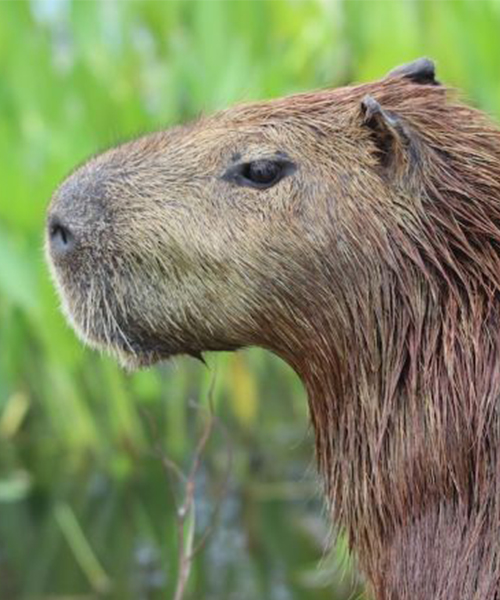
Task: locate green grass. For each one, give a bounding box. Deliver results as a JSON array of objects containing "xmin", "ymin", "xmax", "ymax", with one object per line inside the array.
[{"xmin": 0, "ymin": 1, "xmax": 499, "ymax": 598}]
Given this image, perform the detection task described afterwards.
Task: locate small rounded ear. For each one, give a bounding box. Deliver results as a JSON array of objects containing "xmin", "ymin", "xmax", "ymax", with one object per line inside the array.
[
  {"xmin": 360, "ymin": 95, "xmax": 412, "ymax": 172},
  {"xmin": 387, "ymin": 58, "xmax": 439, "ymax": 86}
]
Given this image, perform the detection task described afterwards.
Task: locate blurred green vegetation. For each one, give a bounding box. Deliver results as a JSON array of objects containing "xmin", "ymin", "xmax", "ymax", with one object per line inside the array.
[{"xmin": 0, "ymin": 1, "xmax": 499, "ymax": 598}]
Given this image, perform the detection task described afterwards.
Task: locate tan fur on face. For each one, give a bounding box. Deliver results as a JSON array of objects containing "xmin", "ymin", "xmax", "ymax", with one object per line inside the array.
[{"xmin": 47, "ymin": 63, "xmax": 500, "ymax": 599}]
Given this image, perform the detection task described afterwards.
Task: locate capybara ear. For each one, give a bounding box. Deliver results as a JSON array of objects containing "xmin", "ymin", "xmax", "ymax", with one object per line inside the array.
[
  {"xmin": 360, "ymin": 95, "xmax": 412, "ymax": 172},
  {"xmin": 387, "ymin": 57, "xmax": 439, "ymax": 86}
]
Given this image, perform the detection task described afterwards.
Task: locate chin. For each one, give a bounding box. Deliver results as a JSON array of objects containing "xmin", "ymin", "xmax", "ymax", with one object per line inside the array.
[
  {"xmin": 84, "ymin": 335, "xmax": 171, "ymax": 371},
  {"xmin": 112, "ymin": 348, "xmax": 167, "ymax": 371},
  {"xmin": 61, "ymin": 311, "xmax": 167, "ymax": 372},
  {"xmin": 94, "ymin": 333, "xmax": 174, "ymax": 371},
  {"xmin": 55, "ymin": 283, "xmax": 212, "ymax": 370}
]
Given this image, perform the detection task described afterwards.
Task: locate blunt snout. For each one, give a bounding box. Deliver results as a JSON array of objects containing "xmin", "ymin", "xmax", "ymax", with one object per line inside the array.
[
  {"xmin": 47, "ymin": 168, "xmax": 109, "ymax": 263},
  {"xmin": 48, "ymin": 215, "xmax": 76, "ymax": 258}
]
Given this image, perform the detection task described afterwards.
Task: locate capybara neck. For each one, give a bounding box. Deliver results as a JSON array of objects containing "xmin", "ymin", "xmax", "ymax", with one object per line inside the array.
[{"xmin": 299, "ymin": 294, "xmax": 500, "ymax": 599}]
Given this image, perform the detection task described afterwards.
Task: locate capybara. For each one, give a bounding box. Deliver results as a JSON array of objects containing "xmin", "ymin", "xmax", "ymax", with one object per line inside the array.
[{"xmin": 46, "ymin": 59, "xmax": 500, "ymax": 599}]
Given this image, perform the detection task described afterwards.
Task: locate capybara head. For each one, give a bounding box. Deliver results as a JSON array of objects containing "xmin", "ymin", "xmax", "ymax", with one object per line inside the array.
[
  {"xmin": 46, "ymin": 59, "xmax": 443, "ymax": 370},
  {"xmin": 46, "ymin": 90, "xmax": 343, "ymax": 369}
]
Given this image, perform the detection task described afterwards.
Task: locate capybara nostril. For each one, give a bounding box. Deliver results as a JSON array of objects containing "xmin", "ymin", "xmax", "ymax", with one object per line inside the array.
[{"xmin": 48, "ymin": 216, "xmax": 75, "ymax": 257}]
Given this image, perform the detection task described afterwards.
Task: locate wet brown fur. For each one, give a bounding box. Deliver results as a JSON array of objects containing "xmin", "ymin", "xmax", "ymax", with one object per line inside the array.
[{"xmin": 47, "ymin": 64, "xmax": 500, "ymax": 599}]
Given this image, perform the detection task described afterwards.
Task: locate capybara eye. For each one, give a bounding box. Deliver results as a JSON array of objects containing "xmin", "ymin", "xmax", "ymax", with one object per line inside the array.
[
  {"xmin": 222, "ymin": 158, "xmax": 296, "ymax": 189},
  {"xmin": 242, "ymin": 160, "xmax": 282, "ymax": 186}
]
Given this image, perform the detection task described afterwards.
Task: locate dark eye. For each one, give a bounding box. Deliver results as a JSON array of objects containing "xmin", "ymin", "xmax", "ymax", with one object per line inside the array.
[
  {"xmin": 222, "ymin": 158, "xmax": 296, "ymax": 189},
  {"xmin": 241, "ymin": 160, "xmax": 282, "ymax": 186}
]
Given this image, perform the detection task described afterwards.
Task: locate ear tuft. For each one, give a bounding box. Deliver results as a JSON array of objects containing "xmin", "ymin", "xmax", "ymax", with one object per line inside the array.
[
  {"xmin": 359, "ymin": 94, "xmax": 423, "ymax": 176},
  {"xmin": 361, "ymin": 95, "xmax": 396, "ymax": 127},
  {"xmin": 388, "ymin": 58, "xmax": 439, "ymax": 86},
  {"xmin": 360, "ymin": 95, "xmax": 403, "ymax": 169}
]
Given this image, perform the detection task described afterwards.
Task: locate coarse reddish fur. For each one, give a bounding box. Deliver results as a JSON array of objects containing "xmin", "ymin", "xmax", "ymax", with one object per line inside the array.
[
  {"xmin": 294, "ymin": 82, "xmax": 500, "ymax": 598},
  {"xmin": 47, "ymin": 65, "xmax": 500, "ymax": 599},
  {"xmin": 221, "ymin": 78, "xmax": 500, "ymax": 597}
]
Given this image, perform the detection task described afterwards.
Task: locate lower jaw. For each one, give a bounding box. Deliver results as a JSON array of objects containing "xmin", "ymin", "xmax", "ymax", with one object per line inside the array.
[
  {"xmin": 74, "ymin": 328, "xmax": 167, "ymax": 371},
  {"xmin": 107, "ymin": 344, "xmax": 167, "ymax": 371}
]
